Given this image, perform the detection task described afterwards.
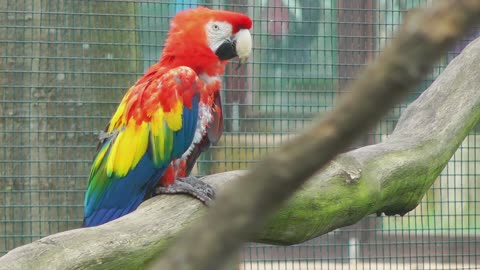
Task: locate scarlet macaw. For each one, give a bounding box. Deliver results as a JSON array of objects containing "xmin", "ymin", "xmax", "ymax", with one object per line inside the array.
[{"xmin": 83, "ymin": 7, "xmax": 252, "ymax": 227}]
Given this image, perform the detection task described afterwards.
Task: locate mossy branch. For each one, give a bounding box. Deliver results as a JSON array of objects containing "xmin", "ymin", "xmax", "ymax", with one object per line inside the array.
[
  {"xmin": 1, "ymin": 1, "xmax": 480, "ymax": 270},
  {"xmin": 151, "ymin": 1, "xmax": 480, "ymax": 269}
]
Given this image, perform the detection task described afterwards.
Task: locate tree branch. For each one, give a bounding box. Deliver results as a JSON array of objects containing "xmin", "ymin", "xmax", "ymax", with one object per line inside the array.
[
  {"xmin": 151, "ymin": 1, "xmax": 480, "ymax": 269},
  {"xmin": 1, "ymin": 1, "xmax": 480, "ymax": 270}
]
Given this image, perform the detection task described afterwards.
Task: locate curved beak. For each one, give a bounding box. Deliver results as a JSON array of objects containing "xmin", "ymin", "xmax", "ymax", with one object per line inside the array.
[
  {"xmin": 234, "ymin": 29, "xmax": 252, "ymax": 66},
  {"xmin": 215, "ymin": 29, "xmax": 252, "ymax": 68}
]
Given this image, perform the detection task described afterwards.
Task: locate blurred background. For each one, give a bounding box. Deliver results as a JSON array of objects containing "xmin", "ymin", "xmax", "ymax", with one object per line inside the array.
[{"xmin": 0, "ymin": 0, "xmax": 479, "ymax": 269}]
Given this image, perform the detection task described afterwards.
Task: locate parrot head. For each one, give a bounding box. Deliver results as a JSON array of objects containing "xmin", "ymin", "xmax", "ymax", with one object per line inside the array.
[{"xmin": 160, "ymin": 7, "xmax": 253, "ymax": 74}]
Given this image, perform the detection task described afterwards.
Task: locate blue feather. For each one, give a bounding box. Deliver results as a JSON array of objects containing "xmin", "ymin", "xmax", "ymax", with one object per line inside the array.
[
  {"xmin": 83, "ymin": 95, "xmax": 200, "ymax": 227},
  {"xmin": 173, "ymin": 95, "xmax": 198, "ymax": 157},
  {"xmin": 83, "ymin": 153, "xmax": 165, "ymax": 227}
]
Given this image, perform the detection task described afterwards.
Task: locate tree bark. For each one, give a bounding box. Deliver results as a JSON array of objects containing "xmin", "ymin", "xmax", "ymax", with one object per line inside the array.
[
  {"xmin": 336, "ymin": 0, "xmax": 378, "ymax": 243},
  {"xmin": 1, "ymin": 2, "xmax": 480, "ymax": 269},
  {"xmin": 152, "ymin": 1, "xmax": 480, "ymax": 269}
]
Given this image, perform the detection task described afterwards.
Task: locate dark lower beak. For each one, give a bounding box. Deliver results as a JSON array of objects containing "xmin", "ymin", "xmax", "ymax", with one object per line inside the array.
[{"xmin": 215, "ymin": 39, "xmax": 237, "ymax": 61}]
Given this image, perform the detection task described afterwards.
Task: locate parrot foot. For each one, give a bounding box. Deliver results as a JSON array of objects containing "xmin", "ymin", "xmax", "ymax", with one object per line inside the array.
[{"xmin": 154, "ymin": 176, "xmax": 215, "ymax": 205}]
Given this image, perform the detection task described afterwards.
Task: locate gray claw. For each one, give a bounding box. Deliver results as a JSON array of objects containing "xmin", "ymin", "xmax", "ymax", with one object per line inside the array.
[{"xmin": 154, "ymin": 176, "xmax": 215, "ymax": 204}]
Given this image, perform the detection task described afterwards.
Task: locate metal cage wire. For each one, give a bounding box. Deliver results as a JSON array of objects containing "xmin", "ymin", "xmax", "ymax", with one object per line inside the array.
[{"xmin": 0, "ymin": 1, "xmax": 478, "ymax": 269}]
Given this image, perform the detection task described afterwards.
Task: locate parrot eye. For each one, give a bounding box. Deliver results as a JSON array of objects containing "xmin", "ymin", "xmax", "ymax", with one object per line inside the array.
[{"xmin": 206, "ymin": 21, "xmax": 233, "ymax": 53}]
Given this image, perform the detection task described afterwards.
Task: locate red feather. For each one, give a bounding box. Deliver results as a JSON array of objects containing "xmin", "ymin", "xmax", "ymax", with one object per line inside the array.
[
  {"xmin": 160, "ymin": 7, "xmax": 252, "ymax": 76},
  {"xmin": 149, "ymin": 7, "xmax": 250, "ymax": 184}
]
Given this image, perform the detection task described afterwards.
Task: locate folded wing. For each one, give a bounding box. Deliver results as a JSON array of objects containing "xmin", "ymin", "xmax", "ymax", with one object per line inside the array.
[{"xmin": 83, "ymin": 66, "xmax": 200, "ymax": 227}]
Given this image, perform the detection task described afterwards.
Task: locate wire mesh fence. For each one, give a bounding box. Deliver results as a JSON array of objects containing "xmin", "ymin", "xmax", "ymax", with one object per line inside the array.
[{"xmin": 1, "ymin": 0, "xmax": 479, "ymax": 269}]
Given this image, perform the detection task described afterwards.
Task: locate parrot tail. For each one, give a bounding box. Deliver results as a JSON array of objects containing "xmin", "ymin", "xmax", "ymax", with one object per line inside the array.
[{"xmin": 82, "ymin": 195, "xmax": 145, "ymax": 227}]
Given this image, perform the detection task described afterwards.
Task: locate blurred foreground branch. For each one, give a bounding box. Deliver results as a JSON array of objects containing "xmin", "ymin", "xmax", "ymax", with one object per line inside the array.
[
  {"xmin": 151, "ymin": 1, "xmax": 480, "ymax": 269},
  {"xmin": 1, "ymin": 1, "xmax": 480, "ymax": 270}
]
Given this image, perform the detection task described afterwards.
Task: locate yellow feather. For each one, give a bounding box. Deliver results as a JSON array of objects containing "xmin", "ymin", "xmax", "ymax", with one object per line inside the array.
[
  {"xmin": 164, "ymin": 101, "xmax": 183, "ymax": 131},
  {"xmin": 92, "ymin": 143, "xmax": 108, "ymax": 172},
  {"xmin": 109, "ymin": 120, "xmax": 150, "ymax": 178},
  {"xmin": 132, "ymin": 121, "xmax": 149, "ymax": 166},
  {"xmin": 150, "ymin": 109, "xmax": 164, "ymax": 137},
  {"xmin": 113, "ymin": 120, "xmax": 137, "ymax": 177},
  {"xmin": 149, "ymin": 104, "xmax": 180, "ymax": 166},
  {"xmin": 108, "ymin": 88, "xmax": 132, "ymax": 132},
  {"xmin": 151, "ymin": 109, "xmax": 166, "ymax": 164},
  {"xmin": 106, "ymin": 131, "xmax": 122, "ymax": 177}
]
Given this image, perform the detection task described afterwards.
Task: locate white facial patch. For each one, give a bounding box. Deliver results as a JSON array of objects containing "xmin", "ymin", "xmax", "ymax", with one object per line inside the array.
[{"xmin": 206, "ymin": 21, "xmax": 233, "ymax": 52}]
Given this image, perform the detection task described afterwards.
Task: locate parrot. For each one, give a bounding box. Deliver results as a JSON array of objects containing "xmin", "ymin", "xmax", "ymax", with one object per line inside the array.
[{"xmin": 83, "ymin": 7, "xmax": 253, "ymax": 227}]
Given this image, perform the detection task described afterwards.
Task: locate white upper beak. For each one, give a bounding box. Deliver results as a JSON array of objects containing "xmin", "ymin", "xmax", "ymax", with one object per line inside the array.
[{"xmin": 234, "ymin": 29, "xmax": 252, "ymax": 65}]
